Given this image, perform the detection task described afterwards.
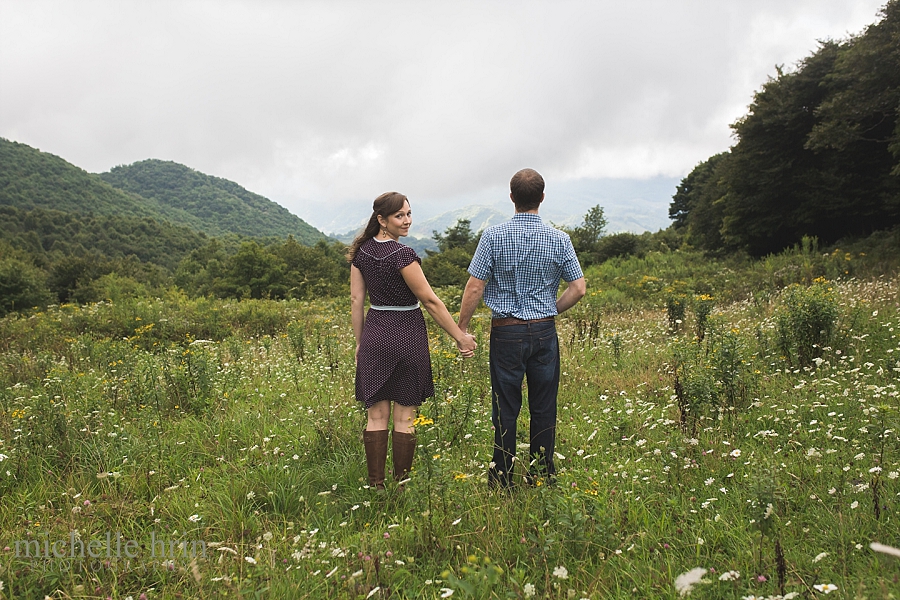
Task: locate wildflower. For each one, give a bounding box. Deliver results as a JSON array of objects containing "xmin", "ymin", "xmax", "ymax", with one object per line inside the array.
[
  {"xmin": 871, "ymin": 542, "xmax": 900, "ymax": 558},
  {"xmin": 704, "ymin": 478, "xmax": 715, "ymax": 486},
  {"xmin": 553, "ymin": 565, "xmax": 569, "ymax": 579},
  {"xmin": 813, "ymin": 552, "xmax": 828, "ymax": 563},
  {"xmin": 523, "ymin": 583, "xmax": 536, "ymax": 597},
  {"xmin": 718, "ymin": 570, "xmax": 739, "ymax": 581},
  {"xmin": 813, "ymin": 583, "xmax": 838, "ymax": 594},
  {"xmin": 850, "ymin": 501, "xmax": 859, "ymax": 509},
  {"xmin": 674, "ymin": 568, "xmax": 707, "ymax": 596},
  {"xmin": 412, "ymin": 415, "xmax": 434, "ymax": 426},
  {"xmin": 188, "ymin": 514, "xmax": 201, "ymax": 522},
  {"xmin": 244, "ymin": 556, "xmax": 257, "ymax": 564},
  {"xmin": 367, "ymin": 587, "xmax": 382, "ymax": 598},
  {"xmin": 729, "ymin": 449, "xmax": 741, "ymax": 458},
  {"xmin": 440, "ymin": 589, "xmax": 454, "ymax": 598}
]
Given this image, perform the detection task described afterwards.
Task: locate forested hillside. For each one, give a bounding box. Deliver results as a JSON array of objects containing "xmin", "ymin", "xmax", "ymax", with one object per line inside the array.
[
  {"xmin": 0, "ymin": 138, "xmax": 163, "ymax": 219},
  {"xmin": 101, "ymin": 160, "xmax": 325, "ymax": 243},
  {"xmin": 671, "ymin": 0, "xmax": 900, "ymax": 255},
  {"xmin": 0, "ymin": 139, "xmax": 349, "ymax": 314},
  {"xmin": 0, "ymin": 206, "xmax": 208, "ymax": 271}
]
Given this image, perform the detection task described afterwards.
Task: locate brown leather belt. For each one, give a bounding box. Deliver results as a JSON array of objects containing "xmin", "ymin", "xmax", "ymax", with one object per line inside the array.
[{"xmin": 491, "ymin": 316, "xmax": 555, "ymax": 327}]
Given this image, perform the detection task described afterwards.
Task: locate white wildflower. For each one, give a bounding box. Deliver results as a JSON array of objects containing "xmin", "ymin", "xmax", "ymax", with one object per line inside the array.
[
  {"xmin": 729, "ymin": 449, "xmax": 741, "ymax": 458},
  {"xmin": 523, "ymin": 583, "xmax": 536, "ymax": 598},
  {"xmin": 244, "ymin": 556, "xmax": 257, "ymax": 564},
  {"xmin": 674, "ymin": 567, "xmax": 707, "ymax": 596},
  {"xmin": 188, "ymin": 514, "xmax": 201, "ymax": 522},
  {"xmin": 871, "ymin": 542, "xmax": 900, "ymax": 558},
  {"xmin": 850, "ymin": 500, "xmax": 859, "ymax": 509},
  {"xmin": 553, "ymin": 565, "xmax": 569, "ymax": 579},
  {"xmin": 367, "ymin": 587, "xmax": 383, "ymax": 598},
  {"xmin": 439, "ymin": 589, "xmax": 454, "ymax": 598},
  {"xmin": 813, "ymin": 583, "xmax": 838, "ymax": 594},
  {"xmin": 718, "ymin": 570, "xmax": 740, "ymax": 581},
  {"xmin": 813, "ymin": 552, "xmax": 828, "ymax": 563}
]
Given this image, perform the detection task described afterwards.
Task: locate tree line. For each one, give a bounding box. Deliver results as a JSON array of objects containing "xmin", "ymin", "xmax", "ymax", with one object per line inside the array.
[
  {"xmin": 0, "ymin": 206, "xmax": 350, "ymax": 316},
  {"xmin": 670, "ymin": 1, "xmax": 899, "ymax": 256}
]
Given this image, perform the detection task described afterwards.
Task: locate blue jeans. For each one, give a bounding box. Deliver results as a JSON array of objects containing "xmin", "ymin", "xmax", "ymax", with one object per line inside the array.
[{"xmin": 488, "ymin": 321, "xmax": 560, "ymax": 488}]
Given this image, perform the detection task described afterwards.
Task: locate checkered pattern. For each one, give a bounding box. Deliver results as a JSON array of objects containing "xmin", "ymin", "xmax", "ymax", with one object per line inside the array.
[{"xmin": 468, "ymin": 213, "xmax": 583, "ymax": 320}]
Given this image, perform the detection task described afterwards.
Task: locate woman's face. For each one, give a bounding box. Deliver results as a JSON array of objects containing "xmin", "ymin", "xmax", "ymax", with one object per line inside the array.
[{"xmin": 378, "ymin": 200, "xmax": 412, "ymax": 239}]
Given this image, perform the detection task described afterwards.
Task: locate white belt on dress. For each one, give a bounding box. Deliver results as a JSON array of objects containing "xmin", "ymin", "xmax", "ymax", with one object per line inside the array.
[{"xmin": 368, "ymin": 303, "xmax": 420, "ymax": 311}]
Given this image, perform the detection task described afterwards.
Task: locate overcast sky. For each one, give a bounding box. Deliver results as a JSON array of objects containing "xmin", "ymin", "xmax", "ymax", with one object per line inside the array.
[{"xmin": 0, "ymin": 0, "xmax": 888, "ymax": 232}]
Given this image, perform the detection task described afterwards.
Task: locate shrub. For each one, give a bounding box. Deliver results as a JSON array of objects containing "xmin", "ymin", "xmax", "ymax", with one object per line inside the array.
[{"xmin": 775, "ymin": 278, "xmax": 838, "ymax": 367}]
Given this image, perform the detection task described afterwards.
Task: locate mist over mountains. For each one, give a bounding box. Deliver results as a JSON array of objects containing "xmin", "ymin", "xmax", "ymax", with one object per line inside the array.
[{"xmin": 325, "ymin": 176, "xmax": 680, "ymax": 242}]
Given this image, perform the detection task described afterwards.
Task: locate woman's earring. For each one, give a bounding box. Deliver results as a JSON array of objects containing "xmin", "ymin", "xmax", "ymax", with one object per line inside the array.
[{"xmin": 381, "ymin": 227, "xmax": 388, "ymax": 237}]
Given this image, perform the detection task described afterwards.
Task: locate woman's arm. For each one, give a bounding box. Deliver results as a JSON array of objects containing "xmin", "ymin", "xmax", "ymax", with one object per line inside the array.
[
  {"xmin": 400, "ymin": 261, "xmax": 476, "ymax": 356},
  {"xmin": 350, "ymin": 265, "xmax": 367, "ymax": 360}
]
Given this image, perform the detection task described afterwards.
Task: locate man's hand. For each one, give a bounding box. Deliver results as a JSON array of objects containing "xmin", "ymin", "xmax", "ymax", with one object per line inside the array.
[{"xmin": 457, "ymin": 332, "xmax": 477, "ymax": 357}]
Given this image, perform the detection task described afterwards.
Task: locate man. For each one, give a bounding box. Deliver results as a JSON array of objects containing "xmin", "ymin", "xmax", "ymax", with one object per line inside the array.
[{"xmin": 458, "ymin": 168, "xmax": 586, "ymax": 488}]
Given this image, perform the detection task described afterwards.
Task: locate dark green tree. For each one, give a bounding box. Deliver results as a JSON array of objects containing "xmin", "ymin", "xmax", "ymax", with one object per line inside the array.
[
  {"xmin": 560, "ymin": 205, "xmax": 608, "ymax": 266},
  {"xmin": 431, "ymin": 219, "xmax": 479, "ymax": 253},
  {"xmin": 0, "ymin": 254, "xmax": 52, "ymax": 315},
  {"xmin": 670, "ymin": 153, "xmax": 730, "ymax": 252}
]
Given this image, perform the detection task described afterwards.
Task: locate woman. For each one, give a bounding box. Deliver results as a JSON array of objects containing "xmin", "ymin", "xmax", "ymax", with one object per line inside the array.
[{"xmin": 348, "ymin": 192, "xmax": 476, "ymax": 490}]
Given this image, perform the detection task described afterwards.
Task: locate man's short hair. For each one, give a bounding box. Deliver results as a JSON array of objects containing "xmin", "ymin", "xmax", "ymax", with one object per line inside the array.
[{"xmin": 510, "ymin": 169, "xmax": 544, "ymax": 211}]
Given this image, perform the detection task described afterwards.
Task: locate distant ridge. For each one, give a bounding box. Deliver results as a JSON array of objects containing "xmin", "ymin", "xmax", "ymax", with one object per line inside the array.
[
  {"xmin": 0, "ymin": 137, "xmax": 162, "ymax": 220},
  {"xmin": 0, "ymin": 138, "xmax": 329, "ymax": 244},
  {"xmin": 100, "ymin": 159, "xmax": 326, "ymax": 243}
]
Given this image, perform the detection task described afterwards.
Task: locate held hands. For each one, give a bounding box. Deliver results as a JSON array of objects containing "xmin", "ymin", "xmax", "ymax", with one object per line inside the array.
[{"xmin": 457, "ymin": 332, "xmax": 477, "ymax": 358}]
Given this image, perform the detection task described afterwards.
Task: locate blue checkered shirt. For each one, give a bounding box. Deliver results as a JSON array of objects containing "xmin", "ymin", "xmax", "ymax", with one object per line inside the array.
[{"xmin": 468, "ymin": 213, "xmax": 583, "ymax": 320}]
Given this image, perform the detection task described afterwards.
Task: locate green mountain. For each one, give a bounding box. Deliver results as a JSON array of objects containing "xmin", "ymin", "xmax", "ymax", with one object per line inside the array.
[
  {"xmin": 100, "ymin": 159, "xmax": 325, "ymax": 243},
  {"xmin": 0, "ymin": 205, "xmax": 208, "ymax": 272},
  {"xmin": 0, "ymin": 137, "xmax": 163, "ymax": 219},
  {"xmin": 0, "ymin": 138, "xmax": 328, "ymax": 244}
]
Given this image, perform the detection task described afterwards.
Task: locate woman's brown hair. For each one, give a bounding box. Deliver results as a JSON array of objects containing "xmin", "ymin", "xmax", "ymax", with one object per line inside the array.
[{"xmin": 346, "ymin": 191, "xmax": 409, "ymax": 262}]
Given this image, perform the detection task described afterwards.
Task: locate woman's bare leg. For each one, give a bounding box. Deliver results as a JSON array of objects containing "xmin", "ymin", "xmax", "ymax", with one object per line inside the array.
[
  {"xmin": 393, "ymin": 404, "xmax": 417, "ymax": 434},
  {"xmin": 367, "ymin": 400, "xmax": 390, "ymax": 431}
]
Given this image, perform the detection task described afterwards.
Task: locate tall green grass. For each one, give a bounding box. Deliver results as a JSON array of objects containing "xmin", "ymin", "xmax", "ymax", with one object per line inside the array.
[{"xmin": 0, "ymin": 245, "xmax": 898, "ymax": 598}]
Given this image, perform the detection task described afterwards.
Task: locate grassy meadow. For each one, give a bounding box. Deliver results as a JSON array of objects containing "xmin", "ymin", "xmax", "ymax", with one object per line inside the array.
[{"xmin": 0, "ymin": 241, "xmax": 899, "ymax": 599}]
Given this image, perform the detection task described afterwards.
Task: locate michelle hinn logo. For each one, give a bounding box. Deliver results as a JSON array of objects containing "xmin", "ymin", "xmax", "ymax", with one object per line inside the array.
[{"xmin": 11, "ymin": 531, "xmax": 206, "ymax": 571}]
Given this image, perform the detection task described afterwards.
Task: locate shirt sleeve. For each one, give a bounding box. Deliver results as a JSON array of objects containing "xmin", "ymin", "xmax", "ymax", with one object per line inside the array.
[
  {"xmin": 467, "ymin": 232, "xmax": 494, "ymax": 280},
  {"xmin": 559, "ymin": 236, "xmax": 584, "ymax": 282},
  {"xmin": 396, "ymin": 245, "xmax": 421, "ymax": 270}
]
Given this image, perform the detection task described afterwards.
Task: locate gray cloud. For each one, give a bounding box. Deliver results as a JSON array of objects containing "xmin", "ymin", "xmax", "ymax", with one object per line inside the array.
[{"xmin": 0, "ymin": 0, "xmax": 886, "ymax": 230}]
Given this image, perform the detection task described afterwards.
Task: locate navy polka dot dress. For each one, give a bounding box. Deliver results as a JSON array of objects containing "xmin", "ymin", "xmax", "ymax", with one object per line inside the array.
[{"xmin": 352, "ymin": 238, "xmax": 435, "ymax": 409}]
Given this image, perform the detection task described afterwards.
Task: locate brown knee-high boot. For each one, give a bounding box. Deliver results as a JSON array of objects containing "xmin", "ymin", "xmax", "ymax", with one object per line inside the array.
[
  {"xmin": 363, "ymin": 429, "xmax": 389, "ymax": 490},
  {"xmin": 392, "ymin": 431, "xmax": 417, "ymax": 482}
]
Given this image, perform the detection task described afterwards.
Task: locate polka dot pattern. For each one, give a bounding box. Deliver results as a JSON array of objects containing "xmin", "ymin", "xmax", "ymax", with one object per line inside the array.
[{"xmin": 352, "ymin": 239, "xmax": 435, "ymax": 408}]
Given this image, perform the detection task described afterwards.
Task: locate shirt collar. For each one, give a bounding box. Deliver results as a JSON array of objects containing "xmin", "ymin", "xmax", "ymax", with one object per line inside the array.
[{"xmin": 511, "ymin": 212, "xmax": 542, "ymax": 221}]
